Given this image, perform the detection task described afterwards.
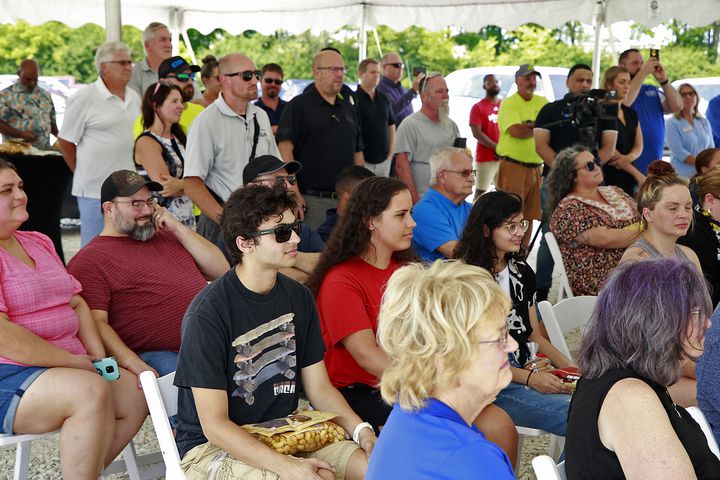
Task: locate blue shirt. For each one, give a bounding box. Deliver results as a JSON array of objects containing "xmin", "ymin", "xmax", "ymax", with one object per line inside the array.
[
  {"xmin": 666, "ymin": 115, "xmax": 714, "ymax": 178},
  {"xmin": 706, "ymin": 95, "xmax": 720, "ymax": 147},
  {"xmin": 632, "ymin": 84, "xmax": 665, "ymax": 173},
  {"xmin": 316, "ymin": 208, "xmax": 338, "ymax": 242},
  {"xmin": 254, "ymin": 97, "xmax": 287, "ymax": 127},
  {"xmin": 412, "ymin": 188, "xmax": 471, "ymax": 261},
  {"xmin": 696, "ymin": 303, "xmax": 720, "ymax": 446},
  {"xmin": 366, "ymin": 399, "xmax": 515, "ymax": 480}
]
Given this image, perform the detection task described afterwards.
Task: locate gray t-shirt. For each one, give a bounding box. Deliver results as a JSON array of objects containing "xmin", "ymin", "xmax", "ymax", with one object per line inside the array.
[{"xmin": 394, "ymin": 111, "xmax": 460, "ymax": 197}]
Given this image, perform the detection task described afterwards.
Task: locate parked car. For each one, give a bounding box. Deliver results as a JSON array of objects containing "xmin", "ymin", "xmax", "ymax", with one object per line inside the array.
[
  {"xmin": 671, "ymin": 77, "xmax": 720, "ymax": 116},
  {"xmin": 444, "ymin": 66, "xmax": 570, "ymax": 158}
]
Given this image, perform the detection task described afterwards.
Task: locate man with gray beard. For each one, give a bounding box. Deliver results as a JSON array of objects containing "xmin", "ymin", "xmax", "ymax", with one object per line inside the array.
[
  {"xmin": 394, "ymin": 73, "xmax": 460, "ymax": 203},
  {"xmin": 67, "ymin": 170, "xmax": 228, "ymax": 382}
]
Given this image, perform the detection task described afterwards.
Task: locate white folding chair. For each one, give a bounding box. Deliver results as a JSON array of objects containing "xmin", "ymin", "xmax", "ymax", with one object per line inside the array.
[
  {"xmin": 532, "ymin": 454, "xmax": 567, "ymax": 480},
  {"xmin": 516, "ymin": 426, "xmax": 564, "ymax": 463},
  {"xmin": 544, "ymin": 232, "xmax": 574, "ymax": 301},
  {"xmin": 686, "ymin": 406, "xmax": 720, "ymax": 460},
  {"xmin": 537, "ymin": 296, "xmax": 597, "ymax": 360},
  {"xmin": 139, "ymin": 370, "xmax": 185, "ymax": 479}
]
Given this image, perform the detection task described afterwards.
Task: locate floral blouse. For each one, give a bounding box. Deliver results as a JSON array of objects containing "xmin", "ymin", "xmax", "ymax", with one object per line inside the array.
[{"xmin": 550, "ymin": 186, "xmax": 639, "ymax": 295}]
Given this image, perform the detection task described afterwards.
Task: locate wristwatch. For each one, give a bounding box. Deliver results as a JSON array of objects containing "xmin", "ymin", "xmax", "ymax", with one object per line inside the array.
[{"xmin": 352, "ymin": 422, "xmax": 374, "ymax": 445}]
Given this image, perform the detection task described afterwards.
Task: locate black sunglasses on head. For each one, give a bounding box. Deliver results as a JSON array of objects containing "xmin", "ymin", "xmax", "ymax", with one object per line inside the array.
[
  {"xmin": 248, "ymin": 220, "xmax": 301, "ymax": 243},
  {"xmin": 224, "ymin": 70, "xmax": 262, "ymax": 81},
  {"xmin": 264, "ymin": 78, "xmax": 283, "ymax": 85}
]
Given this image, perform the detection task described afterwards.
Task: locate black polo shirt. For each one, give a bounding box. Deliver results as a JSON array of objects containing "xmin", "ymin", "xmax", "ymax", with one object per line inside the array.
[
  {"xmin": 277, "ymin": 83, "xmax": 363, "ymax": 193},
  {"xmin": 535, "ymin": 94, "xmax": 617, "ymax": 153},
  {"xmin": 355, "ymin": 86, "xmax": 396, "ymax": 164},
  {"xmin": 254, "ymin": 97, "xmax": 287, "ymax": 126}
]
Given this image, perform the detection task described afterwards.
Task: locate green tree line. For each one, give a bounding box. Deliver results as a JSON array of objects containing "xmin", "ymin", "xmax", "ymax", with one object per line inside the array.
[{"xmin": 1, "ymin": 19, "xmax": 719, "ymax": 86}]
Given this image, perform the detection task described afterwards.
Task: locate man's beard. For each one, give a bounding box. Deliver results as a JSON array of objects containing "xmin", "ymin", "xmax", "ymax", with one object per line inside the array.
[
  {"xmin": 265, "ymin": 88, "xmax": 279, "ymax": 99},
  {"xmin": 181, "ymin": 85, "xmax": 194, "ymax": 102},
  {"xmin": 114, "ymin": 210, "xmax": 156, "ymax": 241},
  {"xmin": 487, "ymin": 86, "xmax": 500, "ymax": 96},
  {"xmin": 439, "ymin": 101, "xmax": 450, "ymax": 122}
]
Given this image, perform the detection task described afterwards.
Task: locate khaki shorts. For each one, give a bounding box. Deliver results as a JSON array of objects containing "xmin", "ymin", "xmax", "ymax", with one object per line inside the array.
[
  {"xmin": 495, "ymin": 159, "xmax": 542, "ymax": 220},
  {"xmin": 475, "ymin": 161, "xmax": 499, "ymax": 192},
  {"xmin": 181, "ymin": 440, "xmax": 359, "ymax": 480}
]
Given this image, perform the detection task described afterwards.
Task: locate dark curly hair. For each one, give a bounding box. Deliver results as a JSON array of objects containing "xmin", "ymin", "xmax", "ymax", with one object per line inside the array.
[
  {"xmin": 141, "ymin": 82, "xmax": 187, "ymax": 146},
  {"xmin": 307, "ymin": 177, "xmax": 416, "ymax": 295},
  {"xmin": 545, "ymin": 145, "xmax": 590, "ymax": 216},
  {"xmin": 220, "ymin": 184, "xmax": 297, "ymax": 265},
  {"xmin": 454, "ymin": 190, "xmax": 525, "ymax": 272}
]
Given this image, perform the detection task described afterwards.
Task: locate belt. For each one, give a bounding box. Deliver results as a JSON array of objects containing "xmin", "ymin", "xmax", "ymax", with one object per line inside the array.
[
  {"xmin": 499, "ymin": 156, "xmax": 543, "ymax": 168},
  {"xmin": 303, "ymin": 189, "xmax": 337, "ymax": 199}
]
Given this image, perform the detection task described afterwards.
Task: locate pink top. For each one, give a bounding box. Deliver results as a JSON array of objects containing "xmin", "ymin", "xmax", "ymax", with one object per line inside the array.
[{"xmin": 0, "ymin": 231, "xmax": 86, "ymax": 366}]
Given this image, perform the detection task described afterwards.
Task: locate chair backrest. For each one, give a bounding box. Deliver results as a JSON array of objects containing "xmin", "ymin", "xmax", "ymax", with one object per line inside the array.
[
  {"xmin": 537, "ymin": 295, "xmax": 597, "ymax": 360},
  {"xmin": 532, "ymin": 454, "xmax": 567, "ymax": 480},
  {"xmin": 686, "ymin": 406, "xmax": 720, "ymax": 460},
  {"xmin": 139, "ymin": 370, "xmax": 185, "ymax": 479},
  {"xmin": 544, "ymin": 232, "xmax": 573, "ymax": 301}
]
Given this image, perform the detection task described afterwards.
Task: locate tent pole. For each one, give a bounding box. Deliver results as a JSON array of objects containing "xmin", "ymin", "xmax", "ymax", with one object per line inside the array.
[
  {"xmin": 170, "ymin": 9, "xmax": 181, "ymax": 56},
  {"xmin": 182, "ymin": 30, "xmax": 198, "ymax": 66},
  {"xmin": 373, "ymin": 28, "xmax": 383, "ymax": 58},
  {"xmin": 591, "ymin": 0, "xmax": 605, "ymax": 89},
  {"xmin": 104, "ymin": 0, "xmax": 122, "ymax": 42},
  {"xmin": 359, "ymin": 3, "xmax": 368, "ymax": 63}
]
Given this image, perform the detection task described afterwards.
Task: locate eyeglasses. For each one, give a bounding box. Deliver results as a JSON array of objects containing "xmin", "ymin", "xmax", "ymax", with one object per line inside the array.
[
  {"xmin": 168, "ymin": 72, "xmax": 196, "ymax": 82},
  {"xmin": 680, "ymin": 91, "xmax": 697, "ymax": 97},
  {"xmin": 105, "ymin": 60, "xmax": 133, "ymax": 66},
  {"xmin": 501, "ymin": 219, "xmax": 530, "ymax": 236},
  {"xmin": 223, "ymin": 70, "xmax": 261, "ymax": 81},
  {"xmin": 385, "ymin": 62, "xmax": 403, "ymax": 69},
  {"xmin": 418, "ymin": 72, "xmax": 442, "ymax": 92},
  {"xmin": 477, "ymin": 325, "xmax": 510, "ymax": 347},
  {"xmin": 113, "ymin": 197, "xmax": 157, "ymax": 210},
  {"xmin": 264, "ymin": 78, "xmax": 283, "ymax": 86},
  {"xmin": 575, "ymin": 157, "xmax": 602, "ymax": 172},
  {"xmin": 252, "ymin": 175, "xmax": 297, "ymax": 187},
  {"xmin": 443, "ymin": 169, "xmax": 476, "ymax": 178},
  {"xmin": 247, "ymin": 220, "xmax": 302, "ymax": 243},
  {"xmin": 317, "ymin": 66, "xmax": 348, "ymax": 74}
]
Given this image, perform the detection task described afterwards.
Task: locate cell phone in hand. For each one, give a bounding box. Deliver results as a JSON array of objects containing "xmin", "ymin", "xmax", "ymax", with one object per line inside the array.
[
  {"xmin": 93, "ymin": 357, "xmax": 120, "ymax": 382},
  {"xmin": 649, "ymin": 48, "xmax": 660, "ymax": 61},
  {"xmin": 413, "ymin": 66, "xmax": 427, "ymax": 77}
]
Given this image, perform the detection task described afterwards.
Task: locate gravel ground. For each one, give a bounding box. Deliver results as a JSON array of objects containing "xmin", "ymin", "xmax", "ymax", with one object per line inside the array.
[{"xmin": 0, "ymin": 222, "xmax": 571, "ymax": 479}]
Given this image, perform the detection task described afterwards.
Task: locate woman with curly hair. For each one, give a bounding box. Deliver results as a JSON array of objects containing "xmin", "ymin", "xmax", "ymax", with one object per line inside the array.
[
  {"xmin": 455, "ymin": 190, "xmax": 575, "ymax": 436},
  {"xmin": 547, "ymin": 145, "xmax": 641, "ymax": 295},
  {"xmin": 307, "ymin": 176, "xmax": 519, "ymax": 465}
]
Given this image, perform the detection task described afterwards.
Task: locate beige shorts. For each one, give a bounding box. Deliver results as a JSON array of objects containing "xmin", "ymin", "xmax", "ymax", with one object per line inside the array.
[
  {"xmin": 495, "ymin": 159, "xmax": 543, "ymax": 221},
  {"xmin": 475, "ymin": 161, "xmax": 499, "ymax": 191},
  {"xmin": 181, "ymin": 440, "xmax": 359, "ymax": 480}
]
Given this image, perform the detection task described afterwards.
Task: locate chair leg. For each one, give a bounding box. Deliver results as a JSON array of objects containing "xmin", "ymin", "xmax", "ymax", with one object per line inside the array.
[
  {"xmin": 516, "ymin": 434, "xmax": 524, "ymax": 471},
  {"xmin": 122, "ymin": 442, "xmax": 142, "ymax": 480},
  {"xmin": 548, "ymin": 435, "xmax": 565, "ymax": 462},
  {"xmin": 14, "ymin": 440, "xmax": 31, "ymax": 480}
]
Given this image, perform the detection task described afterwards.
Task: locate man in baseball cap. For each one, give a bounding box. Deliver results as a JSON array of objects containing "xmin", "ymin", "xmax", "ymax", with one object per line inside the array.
[{"xmin": 515, "ymin": 64, "xmax": 542, "ymax": 79}]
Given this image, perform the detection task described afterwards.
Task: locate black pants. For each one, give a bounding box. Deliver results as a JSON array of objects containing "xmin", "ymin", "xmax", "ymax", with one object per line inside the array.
[{"xmin": 339, "ymin": 383, "xmax": 392, "ymax": 432}]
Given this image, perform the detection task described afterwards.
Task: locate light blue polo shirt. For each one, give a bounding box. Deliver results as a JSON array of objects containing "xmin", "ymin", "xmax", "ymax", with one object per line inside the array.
[{"xmin": 412, "ymin": 188, "xmax": 472, "ymax": 261}]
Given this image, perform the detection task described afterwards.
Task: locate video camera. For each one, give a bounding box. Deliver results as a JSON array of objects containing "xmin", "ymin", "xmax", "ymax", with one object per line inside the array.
[{"xmin": 560, "ymin": 89, "xmax": 619, "ymax": 148}]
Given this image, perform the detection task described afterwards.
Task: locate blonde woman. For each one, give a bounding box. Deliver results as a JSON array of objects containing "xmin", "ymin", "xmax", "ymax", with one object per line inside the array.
[
  {"xmin": 367, "ymin": 260, "xmax": 516, "ymax": 479},
  {"xmin": 667, "ymin": 83, "xmax": 714, "ymax": 178}
]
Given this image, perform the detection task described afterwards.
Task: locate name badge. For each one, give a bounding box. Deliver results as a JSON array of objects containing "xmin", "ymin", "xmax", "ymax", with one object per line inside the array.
[{"xmin": 682, "ymin": 126, "xmax": 693, "ymax": 134}]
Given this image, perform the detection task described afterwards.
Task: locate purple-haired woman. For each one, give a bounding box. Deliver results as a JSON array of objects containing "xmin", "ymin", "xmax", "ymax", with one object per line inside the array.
[{"xmin": 566, "ymin": 258, "xmax": 720, "ymax": 479}]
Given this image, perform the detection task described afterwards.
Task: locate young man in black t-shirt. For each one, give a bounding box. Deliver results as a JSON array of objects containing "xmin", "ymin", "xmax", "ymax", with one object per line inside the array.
[{"xmin": 174, "ymin": 185, "xmax": 375, "ymax": 479}]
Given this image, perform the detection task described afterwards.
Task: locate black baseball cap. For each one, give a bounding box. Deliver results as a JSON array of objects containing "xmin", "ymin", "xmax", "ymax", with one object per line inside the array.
[
  {"xmin": 243, "ymin": 155, "xmax": 302, "ymax": 185},
  {"xmin": 101, "ymin": 170, "xmax": 162, "ymax": 204},
  {"xmin": 158, "ymin": 56, "xmax": 201, "ymax": 79}
]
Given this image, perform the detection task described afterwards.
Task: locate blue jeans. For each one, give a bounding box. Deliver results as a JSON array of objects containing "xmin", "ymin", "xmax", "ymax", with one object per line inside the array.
[
  {"xmin": 536, "ymin": 181, "xmax": 554, "ymax": 290},
  {"xmin": 493, "ymin": 381, "xmax": 571, "ymax": 436},
  {"xmin": 138, "ymin": 351, "xmax": 178, "ymax": 376},
  {"xmin": 77, "ymin": 196, "xmax": 104, "ymax": 247}
]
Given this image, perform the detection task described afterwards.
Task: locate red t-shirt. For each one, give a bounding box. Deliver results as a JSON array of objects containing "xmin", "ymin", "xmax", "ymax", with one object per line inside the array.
[
  {"xmin": 66, "ymin": 229, "xmax": 208, "ymax": 352},
  {"xmin": 317, "ymin": 256, "xmax": 400, "ymax": 388},
  {"xmin": 469, "ymin": 98, "xmax": 501, "ymax": 163}
]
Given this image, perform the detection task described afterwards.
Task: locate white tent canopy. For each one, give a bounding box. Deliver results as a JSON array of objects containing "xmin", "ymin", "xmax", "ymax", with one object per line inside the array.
[{"xmin": 2, "ymin": 0, "xmax": 719, "ymax": 34}]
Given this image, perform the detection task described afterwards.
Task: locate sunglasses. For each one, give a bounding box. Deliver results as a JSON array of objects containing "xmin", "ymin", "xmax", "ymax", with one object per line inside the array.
[
  {"xmin": 224, "ymin": 70, "xmax": 262, "ymax": 81},
  {"xmin": 168, "ymin": 72, "xmax": 196, "ymax": 82},
  {"xmin": 418, "ymin": 72, "xmax": 442, "ymax": 92},
  {"xmin": 575, "ymin": 157, "xmax": 602, "ymax": 172},
  {"xmin": 264, "ymin": 78, "xmax": 283, "ymax": 86},
  {"xmin": 386, "ymin": 62, "xmax": 403, "ymax": 68},
  {"xmin": 248, "ymin": 220, "xmax": 301, "ymax": 243},
  {"xmin": 252, "ymin": 175, "xmax": 297, "ymax": 187}
]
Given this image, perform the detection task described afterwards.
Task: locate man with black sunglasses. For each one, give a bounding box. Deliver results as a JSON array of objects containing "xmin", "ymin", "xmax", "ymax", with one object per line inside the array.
[
  {"xmin": 255, "ymin": 63, "xmax": 287, "ymax": 136},
  {"xmin": 184, "ymin": 53, "xmax": 281, "ymax": 248},
  {"xmin": 174, "ymin": 185, "xmax": 374, "ymax": 479},
  {"xmin": 377, "ymin": 52, "xmax": 424, "ymax": 126}
]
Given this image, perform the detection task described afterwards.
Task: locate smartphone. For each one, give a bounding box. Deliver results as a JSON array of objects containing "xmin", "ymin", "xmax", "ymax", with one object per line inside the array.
[
  {"xmin": 93, "ymin": 357, "xmax": 120, "ymax": 382},
  {"xmin": 413, "ymin": 66, "xmax": 426, "ymax": 77},
  {"xmin": 453, "ymin": 137, "xmax": 467, "ymax": 149},
  {"xmin": 649, "ymin": 48, "xmax": 660, "ymax": 61}
]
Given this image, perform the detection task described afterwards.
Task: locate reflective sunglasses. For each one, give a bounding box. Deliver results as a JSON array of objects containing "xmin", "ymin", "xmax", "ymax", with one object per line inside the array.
[
  {"xmin": 168, "ymin": 72, "xmax": 196, "ymax": 82},
  {"xmin": 477, "ymin": 325, "xmax": 510, "ymax": 347},
  {"xmin": 264, "ymin": 78, "xmax": 283, "ymax": 86},
  {"xmin": 501, "ymin": 219, "xmax": 530, "ymax": 236},
  {"xmin": 224, "ymin": 70, "xmax": 262, "ymax": 81},
  {"xmin": 575, "ymin": 157, "xmax": 602, "ymax": 172},
  {"xmin": 248, "ymin": 220, "xmax": 301, "ymax": 243}
]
